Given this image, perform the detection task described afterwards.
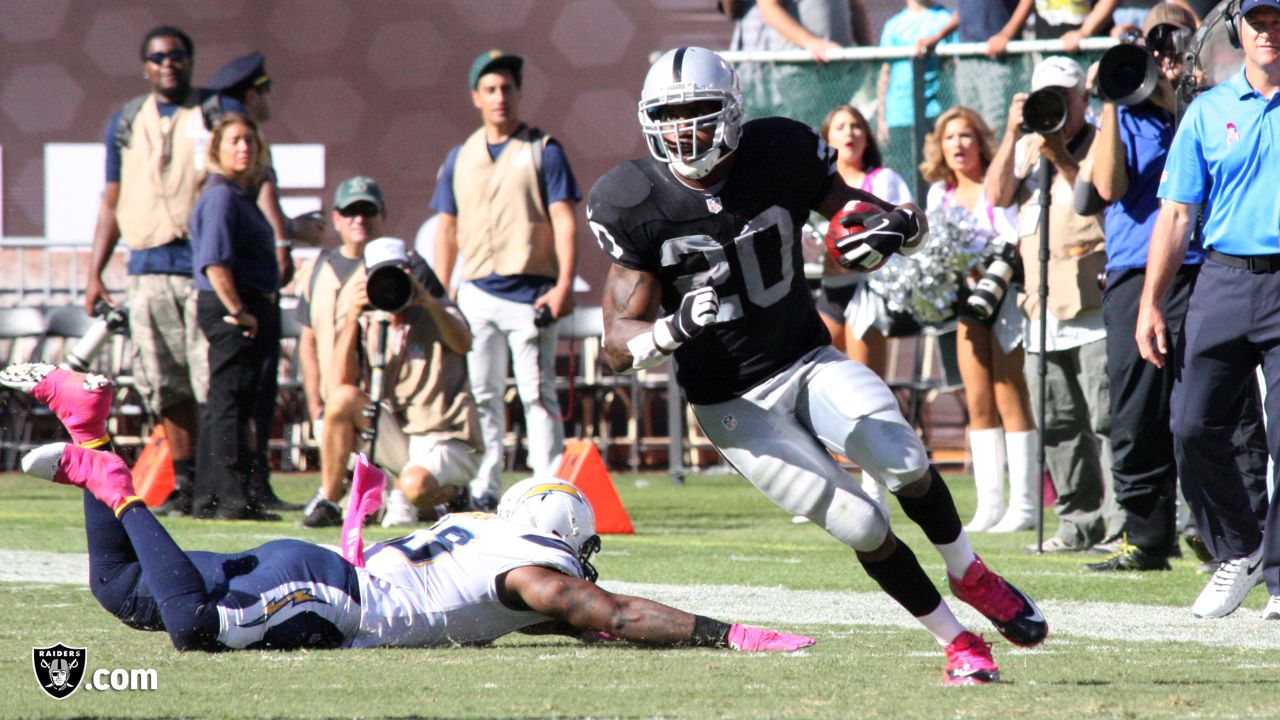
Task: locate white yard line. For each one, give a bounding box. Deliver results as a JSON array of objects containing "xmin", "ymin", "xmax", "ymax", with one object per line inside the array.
[{"xmin": 4, "ymin": 550, "xmax": 1274, "ymax": 649}]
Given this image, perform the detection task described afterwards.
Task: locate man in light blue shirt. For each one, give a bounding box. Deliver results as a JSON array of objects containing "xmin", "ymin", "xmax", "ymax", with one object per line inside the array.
[{"xmin": 1137, "ymin": 0, "xmax": 1280, "ymax": 621}]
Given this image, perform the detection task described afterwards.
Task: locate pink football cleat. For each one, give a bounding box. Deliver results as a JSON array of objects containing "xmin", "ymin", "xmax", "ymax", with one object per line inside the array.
[
  {"xmin": 22, "ymin": 442, "xmax": 140, "ymax": 515},
  {"xmin": 0, "ymin": 362, "xmax": 113, "ymax": 446},
  {"xmin": 943, "ymin": 631, "xmax": 1000, "ymax": 686},
  {"xmin": 949, "ymin": 555, "xmax": 1048, "ymax": 647}
]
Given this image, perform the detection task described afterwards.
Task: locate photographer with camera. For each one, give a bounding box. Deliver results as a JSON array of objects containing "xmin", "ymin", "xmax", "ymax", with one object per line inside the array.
[
  {"xmin": 1137, "ymin": 0, "xmax": 1280, "ymax": 620},
  {"xmin": 986, "ymin": 56, "xmax": 1124, "ymax": 553},
  {"xmin": 306, "ymin": 236, "xmax": 482, "ymax": 529}
]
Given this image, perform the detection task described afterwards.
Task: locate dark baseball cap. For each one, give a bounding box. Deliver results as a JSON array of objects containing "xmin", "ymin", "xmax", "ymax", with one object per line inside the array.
[
  {"xmin": 1242, "ymin": 0, "xmax": 1280, "ymax": 15},
  {"xmin": 333, "ymin": 176, "xmax": 384, "ymax": 212},
  {"xmin": 468, "ymin": 49, "xmax": 522, "ymax": 89}
]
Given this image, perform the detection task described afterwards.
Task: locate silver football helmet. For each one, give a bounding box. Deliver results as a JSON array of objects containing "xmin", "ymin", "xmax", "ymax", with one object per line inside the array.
[
  {"xmin": 638, "ymin": 46, "xmax": 743, "ymax": 180},
  {"xmin": 498, "ymin": 477, "xmax": 602, "ymax": 580}
]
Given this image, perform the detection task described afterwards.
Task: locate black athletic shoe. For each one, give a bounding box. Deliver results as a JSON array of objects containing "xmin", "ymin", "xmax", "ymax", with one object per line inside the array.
[
  {"xmin": 1085, "ymin": 540, "xmax": 1171, "ymax": 572},
  {"xmin": 214, "ymin": 506, "xmax": 282, "ymax": 522},
  {"xmin": 300, "ymin": 498, "xmax": 343, "ymax": 528},
  {"xmin": 256, "ymin": 494, "xmax": 306, "ymax": 512},
  {"xmin": 154, "ymin": 488, "xmax": 191, "ymax": 517}
]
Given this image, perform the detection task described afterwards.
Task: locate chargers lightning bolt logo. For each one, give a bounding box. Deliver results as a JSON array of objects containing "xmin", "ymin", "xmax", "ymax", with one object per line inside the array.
[{"xmin": 241, "ymin": 589, "xmax": 326, "ymax": 627}]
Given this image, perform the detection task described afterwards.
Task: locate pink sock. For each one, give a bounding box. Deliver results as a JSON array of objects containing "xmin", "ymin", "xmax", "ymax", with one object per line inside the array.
[{"xmin": 55, "ymin": 444, "xmax": 136, "ymax": 512}]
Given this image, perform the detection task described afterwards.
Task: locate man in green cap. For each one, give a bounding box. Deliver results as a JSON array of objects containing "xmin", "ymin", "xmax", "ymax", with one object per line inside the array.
[
  {"xmin": 297, "ymin": 177, "xmax": 481, "ymax": 528},
  {"xmin": 429, "ymin": 50, "xmax": 580, "ymax": 510}
]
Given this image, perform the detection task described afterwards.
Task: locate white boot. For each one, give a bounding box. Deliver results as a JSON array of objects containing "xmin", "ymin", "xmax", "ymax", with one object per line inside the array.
[
  {"xmin": 964, "ymin": 427, "xmax": 1007, "ymax": 532},
  {"xmin": 861, "ymin": 469, "xmax": 890, "ymax": 516},
  {"xmin": 990, "ymin": 429, "xmax": 1038, "ymax": 532}
]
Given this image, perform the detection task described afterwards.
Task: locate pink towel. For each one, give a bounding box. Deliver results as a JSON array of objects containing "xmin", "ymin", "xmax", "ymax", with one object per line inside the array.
[{"xmin": 341, "ymin": 454, "xmax": 386, "ymax": 567}]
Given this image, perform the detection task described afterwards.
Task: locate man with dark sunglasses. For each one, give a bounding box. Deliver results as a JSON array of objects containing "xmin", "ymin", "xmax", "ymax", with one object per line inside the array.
[{"xmin": 85, "ymin": 25, "xmax": 247, "ymax": 519}]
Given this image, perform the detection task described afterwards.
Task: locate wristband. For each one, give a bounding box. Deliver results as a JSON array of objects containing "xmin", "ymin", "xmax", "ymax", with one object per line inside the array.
[
  {"xmin": 275, "ymin": 239, "xmax": 294, "ymax": 249},
  {"xmin": 689, "ymin": 615, "xmax": 731, "ymax": 648},
  {"xmin": 624, "ymin": 328, "xmax": 671, "ymax": 372}
]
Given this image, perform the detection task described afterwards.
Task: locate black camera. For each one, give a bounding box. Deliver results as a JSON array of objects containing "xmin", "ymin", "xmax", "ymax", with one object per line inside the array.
[
  {"xmin": 1098, "ymin": 22, "xmax": 1192, "ymax": 106},
  {"xmin": 534, "ymin": 304, "xmax": 555, "ymax": 328},
  {"xmin": 65, "ymin": 300, "xmax": 129, "ymax": 373},
  {"xmin": 1020, "ymin": 87, "xmax": 1068, "ymax": 135},
  {"xmin": 363, "ymin": 237, "xmax": 415, "ymax": 313},
  {"xmin": 966, "ymin": 241, "xmax": 1020, "ymax": 322}
]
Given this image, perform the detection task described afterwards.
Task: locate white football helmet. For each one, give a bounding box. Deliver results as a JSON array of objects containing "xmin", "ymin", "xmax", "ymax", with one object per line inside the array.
[
  {"xmin": 498, "ymin": 478, "xmax": 602, "ymax": 580},
  {"xmin": 638, "ymin": 46, "xmax": 743, "ymax": 180}
]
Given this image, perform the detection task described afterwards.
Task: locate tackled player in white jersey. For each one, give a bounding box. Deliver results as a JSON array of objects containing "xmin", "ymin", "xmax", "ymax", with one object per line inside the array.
[
  {"xmin": 588, "ymin": 47, "xmax": 1048, "ymax": 685},
  {"xmin": 1, "ymin": 361, "xmax": 811, "ymax": 654}
]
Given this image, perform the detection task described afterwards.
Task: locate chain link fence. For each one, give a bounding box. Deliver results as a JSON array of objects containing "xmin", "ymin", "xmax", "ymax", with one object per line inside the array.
[{"xmin": 720, "ymin": 39, "xmax": 1114, "ymax": 202}]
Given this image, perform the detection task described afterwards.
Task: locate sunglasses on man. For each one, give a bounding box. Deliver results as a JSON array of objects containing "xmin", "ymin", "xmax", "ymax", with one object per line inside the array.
[
  {"xmin": 145, "ymin": 49, "xmax": 189, "ymax": 65},
  {"xmin": 338, "ymin": 203, "xmax": 379, "ymax": 218}
]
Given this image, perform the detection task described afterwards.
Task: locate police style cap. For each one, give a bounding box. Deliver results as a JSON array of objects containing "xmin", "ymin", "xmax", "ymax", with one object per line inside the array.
[
  {"xmin": 469, "ymin": 49, "xmax": 523, "ymax": 89},
  {"xmin": 333, "ymin": 176, "xmax": 384, "ymax": 212},
  {"xmin": 209, "ymin": 51, "xmax": 270, "ymax": 94}
]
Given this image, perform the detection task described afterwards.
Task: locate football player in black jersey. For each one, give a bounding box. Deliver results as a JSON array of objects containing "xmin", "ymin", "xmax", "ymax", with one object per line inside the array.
[{"xmin": 588, "ymin": 47, "xmax": 1048, "ymax": 685}]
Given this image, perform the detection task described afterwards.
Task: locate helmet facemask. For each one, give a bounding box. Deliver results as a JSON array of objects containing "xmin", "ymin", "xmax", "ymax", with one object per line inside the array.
[{"xmin": 639, "ymin": 96, "xmax": 741, "ymax": 179}]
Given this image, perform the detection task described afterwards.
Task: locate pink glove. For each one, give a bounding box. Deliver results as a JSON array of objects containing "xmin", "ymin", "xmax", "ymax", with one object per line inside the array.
[
  {"xmin": 580, "ymin": 630, "xmax": 621, "ymax": 643},
  {"xmin": 727, "ymin": 624, "xmax": 815, "ymax": 652}
]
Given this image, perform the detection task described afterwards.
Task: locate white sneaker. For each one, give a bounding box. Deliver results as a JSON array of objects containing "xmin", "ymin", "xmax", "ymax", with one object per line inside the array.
[
  {"xmin": 381, "ymin": 490, "xmax": 419, "ymax": 528},
  {"xmin": 1262, "ymin": 595, "xmax": 1280, "ymax": 621},
  {"xmin": 1191, "ymin": 546, "xmax": 1264, "ymax": 619}
]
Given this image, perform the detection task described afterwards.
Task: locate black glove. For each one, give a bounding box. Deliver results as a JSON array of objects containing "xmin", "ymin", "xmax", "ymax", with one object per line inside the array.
[
  {"xmin": 834, "ymin": 207, "xmax": 926, "ymax": 271},
  {"xmin": 659, "ymin": 286, "xmax": 720, "ymax": 348}
]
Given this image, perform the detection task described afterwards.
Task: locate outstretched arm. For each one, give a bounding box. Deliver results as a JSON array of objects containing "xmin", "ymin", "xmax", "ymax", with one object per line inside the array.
[{"xmin": 500, "ymin": 565, "xmax": 813, "ymax": 651}]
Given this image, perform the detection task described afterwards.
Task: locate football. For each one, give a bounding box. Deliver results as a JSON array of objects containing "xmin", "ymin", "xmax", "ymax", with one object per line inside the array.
[{"xmin": 824, "ymin": 201, "xmax": 883, "ymax": 267}]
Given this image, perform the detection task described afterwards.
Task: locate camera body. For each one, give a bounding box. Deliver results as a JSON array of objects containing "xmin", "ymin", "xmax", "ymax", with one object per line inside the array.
[
  {"xmin": 65, "ymin": 301, "xmax": 129, "ymax": 373},
  {"xmin": 966, "ymin": 241, "xmax": 1020, "ymax": 322}
]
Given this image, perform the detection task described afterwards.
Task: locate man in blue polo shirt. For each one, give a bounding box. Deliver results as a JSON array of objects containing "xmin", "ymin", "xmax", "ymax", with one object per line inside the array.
[
  {"xmin": 1137, "ymin": 0, "xmax": 1280, "ymax": 620},
  {"xmin": 1080, "ymin": 4, "xmax": 1269, "ymax": 574}
]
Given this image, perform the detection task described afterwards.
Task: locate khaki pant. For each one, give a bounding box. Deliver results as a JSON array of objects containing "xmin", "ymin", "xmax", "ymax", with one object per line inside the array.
[{"xmin": 126, "ymin": 274, "xmax": 208, "ymax": 412}]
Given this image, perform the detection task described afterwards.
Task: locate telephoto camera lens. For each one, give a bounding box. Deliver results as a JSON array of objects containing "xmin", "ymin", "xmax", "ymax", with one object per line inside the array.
[
  {"xmin": 1020, "ymin": 87, "xmax": 1068, "ymax": 135},
  {"xmin": 1097, "ymin": 43, "xmax": 1159, "ymax": 105},
  {"xmin": 363, "ymin": 237, "xmax": 416, "ymax": 313},
  {"xmin": 967, "ymin": 243, "xmax": 1018, "ymax": 322},
  {"xmin": 64, "ymin": 301, "xmax": 129, "ymax": 373},
  {"xmin": 365, "ymin": 264, "xmax": 414, "ymax": 313}
]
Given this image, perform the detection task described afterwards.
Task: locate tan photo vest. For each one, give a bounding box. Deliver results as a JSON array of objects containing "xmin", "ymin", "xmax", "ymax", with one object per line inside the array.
[
  {"xmin": 115, "ymin": 93, "xmax": 208, "ymax": 250},
  {"xmin": 303, "ymin": 251, "xmax": 367, "ymax": 403},
  {"xmin": 453, "ymin": 126, "xmax": 558, "ymax": 281},
  {"xmin": 1014, "ymin": 130, "xmax": 1107, "ymax": 322}
]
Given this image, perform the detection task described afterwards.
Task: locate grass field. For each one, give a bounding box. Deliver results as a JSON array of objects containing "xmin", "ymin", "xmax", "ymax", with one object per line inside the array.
[{"xmin": 2, "ymin": 468, "xmax": 1277, "ymax": 719}]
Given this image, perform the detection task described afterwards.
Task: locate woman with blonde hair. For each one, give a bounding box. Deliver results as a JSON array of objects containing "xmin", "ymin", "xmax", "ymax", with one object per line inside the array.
[
  {"xmin": 919, "ymin": 106, "xmax": 1038, "ymax": 532},
  {"xmin": 815, "ymin": 104, "xmax": 912, "ymax": 512},
  {"xmin": 190, "ymin": 112, "xmax": 282, "ymax": 520}
]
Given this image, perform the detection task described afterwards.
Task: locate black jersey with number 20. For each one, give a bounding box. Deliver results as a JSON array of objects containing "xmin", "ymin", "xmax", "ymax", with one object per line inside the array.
[{"xmin": 588, "ymin": 117, "xmax": 836, "ymax": 404}]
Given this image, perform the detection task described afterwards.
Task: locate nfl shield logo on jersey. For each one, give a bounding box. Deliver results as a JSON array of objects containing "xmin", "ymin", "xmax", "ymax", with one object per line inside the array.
[
  {"xmin": 33, "ymin": 643, "xmax": 86, "ymax": 700},
  {"xmin": 706, "ymin": 196, "xmax": 722, "ymax": 214},
  {"xmin": 721, "ymin": 413, "xmax": 737, "ymax": 431}
]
